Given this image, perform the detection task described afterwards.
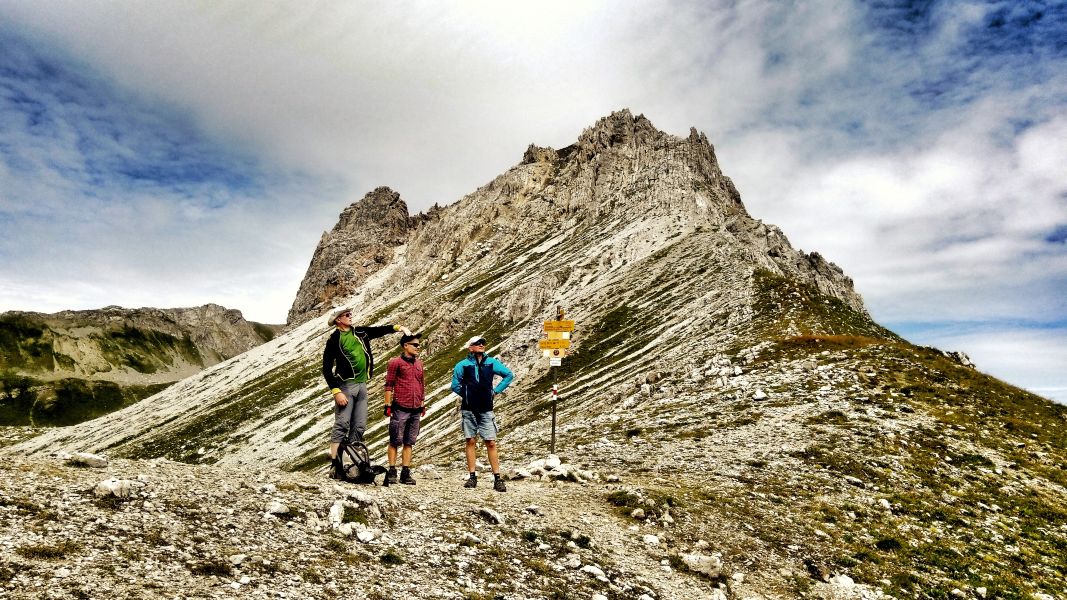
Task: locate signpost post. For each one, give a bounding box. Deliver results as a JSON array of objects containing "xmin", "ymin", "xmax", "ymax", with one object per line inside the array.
[{"xmin": 542, "ymin": 307, "xmax": 575, "ymax": 454}]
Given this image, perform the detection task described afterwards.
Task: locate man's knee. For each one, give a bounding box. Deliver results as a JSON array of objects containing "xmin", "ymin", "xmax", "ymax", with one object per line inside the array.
[
  {"xmin": 465, "ymin": 438, "xmax": 477, "ymax": 447},
  {"xmin": 485, "ymin": 440, "xmax": 497, "ymax": 450}
]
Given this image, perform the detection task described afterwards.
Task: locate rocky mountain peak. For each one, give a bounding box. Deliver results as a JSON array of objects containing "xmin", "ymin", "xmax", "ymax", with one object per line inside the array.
[
  {"xmin": 332, "ymin": 186, "xmax": 411, "ymax": 241},
  {"xmin": 286, "ymin": 187, "xmax": 419, "ymax": 326}
]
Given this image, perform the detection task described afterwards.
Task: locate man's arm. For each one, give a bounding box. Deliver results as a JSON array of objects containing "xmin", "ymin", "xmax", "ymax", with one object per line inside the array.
[
  {"xmin": 492, "ymin": 359, "xmax": 514, "ymax": 394},
  {"xmin": 358, "ymin": 324, "xmax": 411, "ymax": 341},
  {"xmin": 322, "ymin": 339, "xmax": 343, "ymax": 393},
  {"xmin": 384, "ymin": 358, "xmax": 399, "ymax": 412},
  {"xmin": 450, "ymin": 362, "xmax": 464, "ymax": 397}
]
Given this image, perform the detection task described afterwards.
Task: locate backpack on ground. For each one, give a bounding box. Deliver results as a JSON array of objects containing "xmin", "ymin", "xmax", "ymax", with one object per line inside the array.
[{"xmin": 332, "ymin": 440, "xmax": 386, "ymax": 485}]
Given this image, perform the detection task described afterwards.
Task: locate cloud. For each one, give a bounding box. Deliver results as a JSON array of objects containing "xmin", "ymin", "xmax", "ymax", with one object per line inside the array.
[
  {"xmin": 0, "ymin": 1, "xmax": 1064, "ymax": 399},
  {"xmin": 893, "ymin": 322, "xmax": 1067, "ymax": 403}
]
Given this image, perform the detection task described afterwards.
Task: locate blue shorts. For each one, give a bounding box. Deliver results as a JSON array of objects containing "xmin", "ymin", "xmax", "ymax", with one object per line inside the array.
[{"xmin": 460, "ymin": 410, "xmax": 497, "ymax": 441}]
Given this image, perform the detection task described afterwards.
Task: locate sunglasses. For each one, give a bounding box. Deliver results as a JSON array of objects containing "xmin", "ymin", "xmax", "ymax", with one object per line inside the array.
[
  {"xmin": 340, "ymin": 313, "xmax": 352, "ymax": 318},
  {"xmin": 405, "ymin": 342, "xmax": 421, "ymax": 348}
]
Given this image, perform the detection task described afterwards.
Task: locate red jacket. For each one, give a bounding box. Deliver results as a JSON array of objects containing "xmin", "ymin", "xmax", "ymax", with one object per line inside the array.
[{"xmin": 384, "ymin": 355, "xmax": 424, "ymax": 410}]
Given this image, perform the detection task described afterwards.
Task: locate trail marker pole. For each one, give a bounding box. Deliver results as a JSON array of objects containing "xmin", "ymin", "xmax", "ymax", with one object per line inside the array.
[
  {"xmin": 550, "ymin": 383, "xmax": 558, "ymax": 453},
  {"xmin": 542, "ymin": 306, "xmax": 574, "ymax": 455}
]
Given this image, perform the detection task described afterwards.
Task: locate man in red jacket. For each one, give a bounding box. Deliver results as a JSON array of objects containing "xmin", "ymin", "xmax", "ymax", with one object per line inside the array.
[{"xmin": 383, "ymin": 333, "xmax": 425, "ymax": 485}]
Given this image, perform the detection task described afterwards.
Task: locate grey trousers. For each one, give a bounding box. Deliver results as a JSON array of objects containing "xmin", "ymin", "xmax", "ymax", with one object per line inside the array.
[{"xmin": 331, "ymin": 381, "xmax": 368, "ymax": 444}]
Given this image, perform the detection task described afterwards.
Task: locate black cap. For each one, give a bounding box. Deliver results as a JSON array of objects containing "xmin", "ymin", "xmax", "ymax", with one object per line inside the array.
[{"xmin": 399, "ymin": 333, "xmax": 421, "ymax": 346}]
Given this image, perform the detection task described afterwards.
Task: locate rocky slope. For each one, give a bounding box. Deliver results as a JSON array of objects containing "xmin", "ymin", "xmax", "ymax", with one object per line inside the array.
[
  {"xmin": 6, "ymin": 110, "xmax": 1065, "ymax": 599},
  {"xmin": 0, "ymin": 304, "xmax": 280, "ymax": 426}
]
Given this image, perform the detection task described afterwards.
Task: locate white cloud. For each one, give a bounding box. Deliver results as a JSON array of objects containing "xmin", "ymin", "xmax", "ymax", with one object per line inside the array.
[{"xmin": 0, "ymin": 1, "xmax": 1064, "ymax": 398}]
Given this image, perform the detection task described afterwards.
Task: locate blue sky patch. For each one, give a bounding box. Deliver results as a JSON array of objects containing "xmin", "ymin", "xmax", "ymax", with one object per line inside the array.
[{"xmin": 0, "ymin": 28, "xmax": 265, "ymax": 207}]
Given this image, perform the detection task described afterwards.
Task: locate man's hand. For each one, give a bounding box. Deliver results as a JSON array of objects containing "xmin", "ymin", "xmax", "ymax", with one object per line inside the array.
[
  {"xmin": 384, "ymin": 405, "xmax": 391, "ymax": 417},
  {"xmin": 420, "ymin": 406, "xmax": 426, "ymax": 417},
  {"xmin": 334, "ymin": 392, "xmax": 348, "ymax": 407}
]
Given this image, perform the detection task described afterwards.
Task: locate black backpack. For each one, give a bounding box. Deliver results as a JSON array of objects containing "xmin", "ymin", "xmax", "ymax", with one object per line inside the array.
[{"xmin": 333, "ymin": 440, "xmax": 386, "ymax": 485}]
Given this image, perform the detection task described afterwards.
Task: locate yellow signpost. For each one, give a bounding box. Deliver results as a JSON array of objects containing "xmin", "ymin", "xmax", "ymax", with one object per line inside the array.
[
  {"xmin": 542, "ymin": 307, "xmax": 576, "ymax": 453},
  {"xmin": 543, "ymin": 320, "xmax": 575, "ymax": 332}
]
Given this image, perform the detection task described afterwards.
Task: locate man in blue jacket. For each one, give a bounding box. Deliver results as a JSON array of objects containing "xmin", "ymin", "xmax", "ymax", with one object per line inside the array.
[{"xmin": 451, "ymin": 335, "xmax": 514, "ymax": 492}]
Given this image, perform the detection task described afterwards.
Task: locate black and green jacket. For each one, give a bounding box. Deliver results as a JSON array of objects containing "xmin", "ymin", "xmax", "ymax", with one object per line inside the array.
[{"xmin": 322, "ymin": 324, "xmax": 400, "ymax": 394}]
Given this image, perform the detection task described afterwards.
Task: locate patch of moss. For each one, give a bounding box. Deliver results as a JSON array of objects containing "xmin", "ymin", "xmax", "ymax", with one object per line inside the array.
[{"xmin": 16, "ymin": 540, "xmax": 83, "ymax": 560}]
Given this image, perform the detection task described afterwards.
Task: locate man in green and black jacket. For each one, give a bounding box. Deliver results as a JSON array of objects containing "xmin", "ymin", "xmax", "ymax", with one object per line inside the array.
[{"xmin": 322, "ymin": 307, "xmax": 410, "ymax": 475}]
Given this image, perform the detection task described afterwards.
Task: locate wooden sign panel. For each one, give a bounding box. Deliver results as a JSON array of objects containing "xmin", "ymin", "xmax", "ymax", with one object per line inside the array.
[{"xmin": 543, "ymin": 320, "xmax": 576, "ymax": 332}]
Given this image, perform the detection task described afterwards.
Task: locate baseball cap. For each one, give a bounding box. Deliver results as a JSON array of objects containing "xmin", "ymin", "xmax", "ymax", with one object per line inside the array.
[
  {"xmin": 399, "ymin": 333, "xmax": 421, "ymax": 346},
  {"xmin": 462, "ymin": 335, "xmax": 487, "ymax": 349}
]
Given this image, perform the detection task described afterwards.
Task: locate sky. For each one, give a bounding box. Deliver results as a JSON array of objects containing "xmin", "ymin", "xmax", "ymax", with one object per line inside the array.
[{"xmin": 1, "ymin": 1, "xmax": 1065, "ymax": 402}]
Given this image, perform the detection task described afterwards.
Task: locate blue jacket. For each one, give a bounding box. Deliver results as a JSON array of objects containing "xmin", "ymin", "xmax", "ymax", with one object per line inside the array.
[{"xmin": 451, "ymin": 353, "xmax": 514, "ymax": 413}]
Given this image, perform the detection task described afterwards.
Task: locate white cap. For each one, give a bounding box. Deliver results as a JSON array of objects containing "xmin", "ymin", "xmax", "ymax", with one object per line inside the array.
[{"xmin": 462, "ymin": 335, "xmax": 487, "ymax": 349}]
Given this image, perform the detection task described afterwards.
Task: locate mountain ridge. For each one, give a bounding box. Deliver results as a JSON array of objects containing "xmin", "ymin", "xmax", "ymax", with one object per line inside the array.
[
  {"xmin": 0, "ymin": 303, "xmax": 280, "ymax": 426},
  {"xmin": 6, "ymin": 110, "xmax": 1065, "ymax": 599}
]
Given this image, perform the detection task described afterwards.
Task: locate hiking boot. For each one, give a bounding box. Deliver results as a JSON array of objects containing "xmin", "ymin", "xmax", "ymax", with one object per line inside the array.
[
  {"xmin": 400, "ymin": 467, "xmax": 415, "ymax": 485},
  {"xmin": 493, "ymin": 477, "xmax": 507, "ymax": 493},
  {"xmin": 464, "ymin": 474, "xmax": 477, "ymax": 489},
  {"xmin": 385, "ymin": 466, "xmax": 398, "ymax": 485},
  {"xmin": 329, "ymin": 456, "xmax": 343, "ymax": 480}
]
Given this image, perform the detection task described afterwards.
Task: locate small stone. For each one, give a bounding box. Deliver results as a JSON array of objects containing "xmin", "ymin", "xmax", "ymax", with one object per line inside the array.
[
  {"xmin": 239, "ymin": 576, "xmax": 251, "ymax": 585},
  {"xmin": 753, "ymin": 389, "xmax": 768, "ymax": 400},
  {"xmin": 94, "ymin": 478, "xmax": 142, "ymax": 498},
  {"xmin": 545, "ymin": 455, "xmax": 562, "ymax": 470},
  {"xmin": 478, "ymin": 508, "xmax": 505, "ymax": 525},
  {"xmin": 356, "ymin": 530, "xmax": 375, "ymax": 543},
  {"xmin": 682, "ymin": 553, "xmax": 722, "ymax": 578},
  {"xmin": 265, "ymin": 501, "xmax": 289, "ymax": 515},
  {"xmin": 878, "ymin": 498, "xmax": 892, "ymax": 510},
  {"xmin": 642, "ymin": 534, "xmax": 660, "ymax": 546},
  {"xmin": 830, "ymin": 574, "xmax": 855, "ymax": 588},
  {"xmin": 55, "ymin": 568, "xmax": 71, "ymax": 578},
  {"xmin": 975, "ymin": 587, "xmax": 987, "ymax": 598},
  {"xmin": 580, "ymin": 564, "xmax": 607, "ymax": 581},
  {"xmin": 631, "ymin": 508, "xmax": 646, "ymax": 519},
  {"xmin": 67, "ymin": 452, "xmax": 108, "ymax": 468},
  {"xmin": 732, "ymin": 572, "xmax": 744, "ymax": 583},
  {"xmin": 228, "ymin": 554, "xmax": 247, "ymax": 566}
]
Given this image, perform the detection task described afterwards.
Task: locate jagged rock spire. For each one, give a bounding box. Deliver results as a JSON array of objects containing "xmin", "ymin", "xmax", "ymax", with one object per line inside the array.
[{"xmin": 286, "ymin": 187, "xmax": 417, "ymax": 326}]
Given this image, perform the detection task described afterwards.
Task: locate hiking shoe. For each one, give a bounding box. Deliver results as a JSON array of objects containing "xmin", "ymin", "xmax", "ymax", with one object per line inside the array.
[
  {"xmin": 493, "ymin": 477, "xmax": 507, "ymax": 493},
  {"xmin": 385, "ymin": 467, "xmax": 398, "ymax": 485},
  {"xmin": 400, "ymin": 467, "xmax": 415, "ymax": 485},
  {"xmin": 329, "ymin": 457, "xmax": 344, "ymax": 480},
  {"xmin": 464, "ymin": 475, "xmax": 477, "ymax": 489}
]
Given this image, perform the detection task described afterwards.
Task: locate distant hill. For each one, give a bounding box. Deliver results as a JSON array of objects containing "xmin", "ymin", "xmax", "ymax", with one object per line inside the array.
[{"xmin": 0, "ymin": 304, "xmax": 280, "ymax": 425}]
